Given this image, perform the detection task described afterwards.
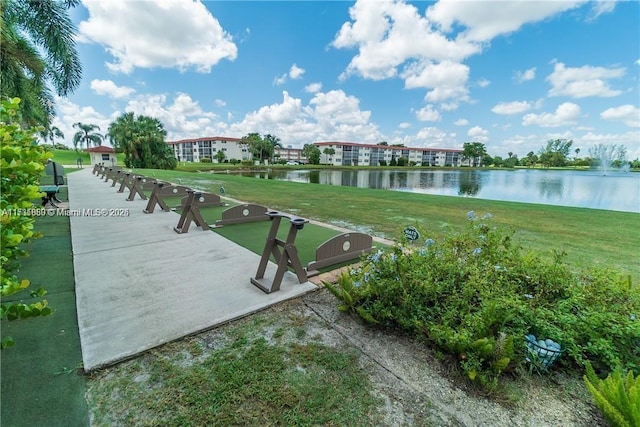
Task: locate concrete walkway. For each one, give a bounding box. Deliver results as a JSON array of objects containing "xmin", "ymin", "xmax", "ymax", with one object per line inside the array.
[{"xmin": 68, "ymin": 169, "xmax": 316, "ymax": 371}]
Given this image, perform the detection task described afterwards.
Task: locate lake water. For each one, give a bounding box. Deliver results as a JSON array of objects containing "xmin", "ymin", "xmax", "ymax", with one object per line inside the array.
[{"xmin": 239, "ymin": 169, "xmax": 640, "ymax": 213}]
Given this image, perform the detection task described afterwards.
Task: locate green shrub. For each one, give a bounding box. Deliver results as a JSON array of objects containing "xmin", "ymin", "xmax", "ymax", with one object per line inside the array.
[
  {"xmin": 325, "ymin": 211, "xmax": 639, "ymax": 391},
  {"xmin": 0, "ymin": 98, "xmax": 53, "ymax": 348},
  {"xmin": 584, "ymin": 362, "xmax": 639, "ymax": 427},
  {"xmin": 200, "ymin": 157, "xmax": 212, "ymax": 163}
]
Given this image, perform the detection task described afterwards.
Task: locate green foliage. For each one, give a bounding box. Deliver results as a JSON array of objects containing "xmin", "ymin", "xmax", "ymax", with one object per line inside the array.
[
  {"xmin": 302, "ymin": 143, "xmax": 321, "ymax": 165},
  {"xmin": 0, "ymin": 98, "xmax": 52, "ymax": 347},
  {"xmin": 584, "ymin": 362, "xmax": 639, "ymax": 427},
  {"xmin": 215, "ymin": 149, "xmax": 226, "ymax": 163},
  {"xmin": 462, "ymin": 142, "xmax": 487, "ymax": 166},
  {"xmin": 241, "ymin": 132, "xmax": 282, "ymax": 163},
  {"xmin": 72, "ymin": 122, "xmax": 103, "ymax": 149},
  {"xmin": 539, "ymin": 139, "xmax": 573, "ymax": 167},
  {"xmin": 200, "ymin": 157, "xmax": 211, "ymax": 163},
  {"xmin": 329, "ymin": 210, "xmax": 639, "ymax": 391},
  {"xmin": 107, "ymin": 112, "xmax": 176, "ymax": 170},
  {"xmin": 1, "ymin": 0, "xmax": 82, "ymax": 127}
]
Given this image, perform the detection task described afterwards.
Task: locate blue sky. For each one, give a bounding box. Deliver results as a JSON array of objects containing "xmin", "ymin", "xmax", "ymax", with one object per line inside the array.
[{"xmin": 55, "ymin": 0, "xmax": 640, "ymax": 160}]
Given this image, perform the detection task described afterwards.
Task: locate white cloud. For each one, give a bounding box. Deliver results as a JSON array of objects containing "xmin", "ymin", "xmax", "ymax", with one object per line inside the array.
[
  {"xmin": 333, "ymin": 0, "xmax": 479, "ymax": 103},
  {"xmin": 214, "ymin": 99, "xmax": 226, "ymax": 107},
  {"xmin": 492, "ymin": 101, "xmax": 532, "ymax": 115},
  {"xmin": 454, "ymin": 118, "xmax": 468, "ymax": 126},
  {"xmin": 307, "ymin": 90, "xmax": 371, "ymax": 125},
  {"xmin": 415, "ymin": 105, "xmax": 441, "ymax": 122},
  {"xmin": 304, "ymin": 82, "xmax": 323, "ymax": 93},
  {"xmin": 477, "ymin": 78, "xmax": 490, "ymax": 88},
  {"xmin": 522, "ymin": 102, "xmax": 581, "ymax": 127},
  {"xmin": 333, "ymin": 0, "xmax": 584, "ymax": 108},
  {"xmin": 547, "ymin": 62, "xmax": 625, "ymax": 98},
  {"xmin": 467, "ymin": 125, "xmax": 489, "ymax": 142},
  {"xmin": 242, "ymin": 91, "xmax": 303, "ymax": 126},
  {"xmin": 398, "ymin": 122, "xmax": 411, "ymax": 129},
  {"xmin": 600, "ymin": 105, "xmax": 640, "ymax": 127},
  {"xmin": 122, "ymin": 92, "xmax": 221, "ymax": 138},
  {"xmin": 402, "ymin": 60, "xmax": 470, "ymax": 103},
  {"xmin": 90, "ymin": 79, "xmax": 135, "ymax": 99},
  {"xmin": 52, "ymin": 98, "xmax": 115, "ymax": 147},
  {"xmin": 289, "ymin": 64, "xmax": 305, "ymax": 79},
  {"xmin": 275, "ymin": 64, "xmax": 307, "ymax": 85},
  {"xmin": 78, "ymin": 0, "xmax": 237, "ymax": 74},
  {"xmin": 415, "ymin": 127, "xmax": 450, "ymax": 145},
  {"xmin": 514, "ymin": 67, "xmax": 536, "ymax": 83},
  {"xmin": 426, "ymin": 0, "xmax": 584, "ymax": 42},
  {"xmin": 587, "ymin": 0, "xmax": 617, "ymax": 21},
  {"xmin": 230, "ymin": 90, "xmax": 381, "ymax": 145},
  {"xmin": 578, "ymin": 130, "xmax": 640, "ymax": 161}
]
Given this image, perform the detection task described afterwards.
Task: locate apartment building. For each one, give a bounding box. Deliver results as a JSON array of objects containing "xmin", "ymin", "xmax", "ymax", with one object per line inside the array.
[
  {"xmin": 167, "ymin": 137, "xmax": 250, "ymax": 163},
  {"xmin": 313, "ymin": 142, "xmax": 475, "ymax": 167},
  {"xmin": 168, "ymin": 137, "xmax": 475, "ymax": 167}
]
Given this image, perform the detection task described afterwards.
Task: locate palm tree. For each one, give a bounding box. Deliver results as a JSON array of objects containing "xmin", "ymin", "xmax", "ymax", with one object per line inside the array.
[
  {"xmin": 39, "ymin": 125, "xmax": 64, "ymax": 147},
  {"xmin": 323, "ymin": 147, "xmax": 336, "ymax": 164},
  {"xmin": 72, "ymin": 122, "xmax": 103, "ymax": 150},
  {"xmin": 108, "ymin": 112, "xmax": 175, "ymax": 169},
  {"xmin": 1, "ymin": 0, "xmax": 82, "ymax": 126}
]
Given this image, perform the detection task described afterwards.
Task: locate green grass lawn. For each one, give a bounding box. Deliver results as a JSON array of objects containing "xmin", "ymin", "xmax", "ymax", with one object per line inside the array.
[
  {"xmin": 135, "ymin": 168, "xmax": 640, "ymax": 283},
  {"xmin": 154, "ymin": 195, "xmax": 381, "ymax": 270},
  {"xmin": 49, "ymin": 148, "xmax": 125, "ymax": 165}
]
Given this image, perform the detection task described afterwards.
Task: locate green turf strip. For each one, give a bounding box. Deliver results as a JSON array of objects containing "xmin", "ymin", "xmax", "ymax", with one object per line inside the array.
[{"xmin": 1, "ymin": 214, "xmax": 89, "ymax": 426}]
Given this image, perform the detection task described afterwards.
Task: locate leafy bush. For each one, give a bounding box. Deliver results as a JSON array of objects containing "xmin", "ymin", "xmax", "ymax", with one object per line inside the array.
[
  {"xmin": 325, "ymin": 211, "xmax": 639, "ymax": 390},
  {"xmin": 584, "ymin": 362, "xmax": 639, "ymax": 427},
  {"xmin": 200, "ymin": 157, "xmax": 212, "ymax": 163},
  {"xmin": 0, "ymin": 98, "xmax": 53, "ymax": 348}
]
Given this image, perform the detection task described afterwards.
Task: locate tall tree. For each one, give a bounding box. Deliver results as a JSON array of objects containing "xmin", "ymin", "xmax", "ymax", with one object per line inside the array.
[
  {"xmin": 1, "ymin": 0, "xmax": 82, "ymax": 127},
  {"xmin": 302, "ymin": 143, "xmax": 321, "ymax": 165},
  {"xmin": 322, "ymin": 147, "xmax": 336, "ymax": 164},
  {"xmin": 241, "ymin": 132, "xmax": 282, "ymax": 163},
  {"xmin": 39, "ymin": 125, "xmax": 64, "ymax": 147},
  {"xmin": 108, "ymin": 113, "xmax": 176, "ymax": 169},
  {"xmin": 241, "ymin": 132, "xmax": 265, "ymax": 163},
  {"xmin": 72, "ymin": 122, "xmax": 103, "ymax": 149},
  {"xmin": 462, "ymin": 142, "xmax": 487, "ymax": 167},
  {"xmin": 538, "ymin": 139, "xmax": 573, "ymax": 167},
  {"xmin": 263, "ymin": 133, "xmax": 282, "ymax": 162}
]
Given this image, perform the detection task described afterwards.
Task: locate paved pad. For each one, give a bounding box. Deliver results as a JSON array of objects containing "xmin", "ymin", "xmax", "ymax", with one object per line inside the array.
[{"xmin": 68, "ymin": 169, "xmax": 316, "ymax": 371}]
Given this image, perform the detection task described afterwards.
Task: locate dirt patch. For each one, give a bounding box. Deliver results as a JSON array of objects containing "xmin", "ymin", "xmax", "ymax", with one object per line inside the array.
[
  {"xmin": 87, "ymin": 288, "xmax": 604, "ymax": 426},
  {"xmin": 300, "ymin": 289, "xmax": 604, "ymax": 426}
]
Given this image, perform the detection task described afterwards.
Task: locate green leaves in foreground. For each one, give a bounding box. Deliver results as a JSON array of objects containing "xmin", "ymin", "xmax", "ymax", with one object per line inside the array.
[
  {"xmin": 1, "ymin": 98, "xmax": 53, "ymax": 348},
  {"xmin": 584, "ymin": 362, "xmax": 639, "ymax": 427},
  {"xmin": 329, "ymin": 212, "xmax": 639, "ymax": 391}
]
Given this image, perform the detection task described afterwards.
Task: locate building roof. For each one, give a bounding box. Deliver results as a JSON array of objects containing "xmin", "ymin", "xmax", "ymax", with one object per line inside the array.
[
  {"xmin": 313, "ymin": 141, "xmax": 463, "ymax": 153},
  {"xmin": 85, "ymin": 146, "xmax": 115, "ymax": 153},
  {"xmin": 167, "ymin": 136, "xmax": 243, "ymax": 145}
]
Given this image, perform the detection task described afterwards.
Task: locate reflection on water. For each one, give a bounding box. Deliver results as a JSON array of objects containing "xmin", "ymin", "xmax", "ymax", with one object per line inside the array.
[
  {"xmin": 458, "ymin": 170, "xmax": 481, "ymax": 196},
  {"xmin": 238, "ymin": 169, "xmax": 639, "ymax": 212},
  {"xmin": 537, "ymin": 177, "xmax": 564, "ymax": 199}
]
